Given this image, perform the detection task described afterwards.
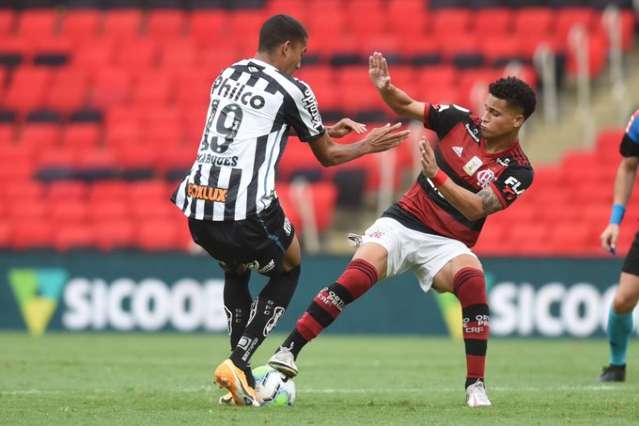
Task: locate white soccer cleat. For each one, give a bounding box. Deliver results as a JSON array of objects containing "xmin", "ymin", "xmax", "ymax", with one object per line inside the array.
[
  {"xmin": 465, "ymin": 380, "xmax": 492, "ymax": 408},
  {"xmin": 268, "ymin": 347, "xmax": 298, "ymax": 378}
]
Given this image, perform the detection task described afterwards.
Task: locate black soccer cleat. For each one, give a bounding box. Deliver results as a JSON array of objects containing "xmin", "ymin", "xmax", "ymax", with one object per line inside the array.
[{"xmin": 598, "ymin": 364, "xmax": 626, "ymax": 382}]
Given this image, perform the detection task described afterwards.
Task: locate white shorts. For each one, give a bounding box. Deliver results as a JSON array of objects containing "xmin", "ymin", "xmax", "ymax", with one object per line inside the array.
[{"xmin": 360, "ymin": 217, "xmax": 477, "ymax": 293}]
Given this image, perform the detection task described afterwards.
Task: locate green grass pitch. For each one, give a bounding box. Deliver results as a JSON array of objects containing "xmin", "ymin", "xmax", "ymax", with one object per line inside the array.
[{"xmin": 1, "ymin": 333, "xmax": 638, "ymax": 425}]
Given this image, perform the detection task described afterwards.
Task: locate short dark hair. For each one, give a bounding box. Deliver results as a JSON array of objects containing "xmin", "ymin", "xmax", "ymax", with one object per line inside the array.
[
  {"xmin": 258, "ymin": 14, "xmax": 308, "ymax": 53},
  {"xmin": 488, "ymin": 76, "xmax": 537, "ymax": 120}
]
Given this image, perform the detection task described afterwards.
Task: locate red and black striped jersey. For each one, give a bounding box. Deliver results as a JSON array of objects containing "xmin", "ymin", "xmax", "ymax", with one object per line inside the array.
[{"xmin": 383, "ymin": 103, "xmax": 533, "ymax": 247}]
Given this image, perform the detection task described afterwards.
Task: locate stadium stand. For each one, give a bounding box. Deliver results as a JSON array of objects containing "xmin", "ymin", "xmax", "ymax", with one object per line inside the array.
[{"xmin": 0, "ymin": 0, "xmax": 636, "ymax": 254}]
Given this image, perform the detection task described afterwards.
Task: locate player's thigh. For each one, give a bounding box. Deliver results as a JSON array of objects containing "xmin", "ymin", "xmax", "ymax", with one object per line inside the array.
[
  {"xmin": 282, "ymin": 235, "xmax": 301, "ymax": 272},
  {"xmin": 613, "ymin": 272, "xmax": 639, "ymax": 313},
  {"xmin": 432, "ymin": 254, "xmax": 483, "ymax": 293}
]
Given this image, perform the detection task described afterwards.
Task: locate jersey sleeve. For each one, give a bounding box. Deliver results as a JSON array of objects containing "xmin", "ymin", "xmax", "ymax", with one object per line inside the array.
[
  {"xmin": 423, "ymin": 103, "xmax": 470, "ymax": 140},
  {"xmin": 488, "ymin": 165, "xmax": 534, "ymax": 209},
  {"xmin": 620, "ymin": 111, "xmax": 639, "ymax": 157},
  {"xmin": 284, "ymin": 80, "xmax": 326, "ymax": 143}
]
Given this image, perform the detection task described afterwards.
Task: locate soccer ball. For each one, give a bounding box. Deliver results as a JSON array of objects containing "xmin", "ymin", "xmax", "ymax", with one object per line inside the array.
[{"xmin": 252, "ymin": 365, "xmax": 296, "ymax": 406}]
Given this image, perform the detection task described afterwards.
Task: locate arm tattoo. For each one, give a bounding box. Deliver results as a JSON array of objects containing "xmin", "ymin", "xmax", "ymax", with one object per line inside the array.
[{"xmin": 477, "ymin": 187, "xmax": 503, "ymax": 216}]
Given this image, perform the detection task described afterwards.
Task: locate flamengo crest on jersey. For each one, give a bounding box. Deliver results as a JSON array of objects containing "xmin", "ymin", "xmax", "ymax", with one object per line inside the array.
[{"xmin": 171, "ymin": 59, "xmax": 324, "ymax": 221}]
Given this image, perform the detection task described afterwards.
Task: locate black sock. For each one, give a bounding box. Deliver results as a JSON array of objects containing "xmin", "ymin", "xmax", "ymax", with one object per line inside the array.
[
  {"xmin": 223, "ymin": 270, "xmax": 252, "ymax": 350},
  {"xmin": 230, "ymin": 266, "xmax": 300, "ymax": 367},
  {"xmin": 280, "ymin": 329, "xmax": 308, "ymax": 359},
  {"xmin": 465, "ymin": 377, "xmax": 483, "ymax": 388}
]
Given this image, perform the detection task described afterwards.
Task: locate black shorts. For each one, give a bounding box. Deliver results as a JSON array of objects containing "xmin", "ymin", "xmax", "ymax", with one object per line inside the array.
[
  {"xmin": 622, "ymin": 232, "xmax": 639, "ymax": 276},
  {"xmin": 188, "ymin": 200, "xmax": 295, "ymax": 276}
]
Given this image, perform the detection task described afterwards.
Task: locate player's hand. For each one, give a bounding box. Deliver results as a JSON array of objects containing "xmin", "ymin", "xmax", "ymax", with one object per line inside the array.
[
  {"xmin": 364, "ymin": 123, "xmax": 409, "ymax": 153},
  {"xmin": 369, "ymin": 51, "xmax": 391, "ymax": 91},
  {"xmin": 328, "ymin": 118, "xmax": 367, "ymax": 138},
  {"xmin": 419, "ymin": 139, "xmax": 439, "ymax": 178},
  {"xmin": 600, "ymin": 224, "xmax": 620, "ymax": 255}
]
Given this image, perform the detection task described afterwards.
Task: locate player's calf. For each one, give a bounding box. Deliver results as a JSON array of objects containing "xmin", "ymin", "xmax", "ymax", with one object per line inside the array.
[
  {"xmin": 453, "ymin": 267, "xmax": 490, "ymax": 389},
  {"xmin": 276, "ymin": 258, "xmax": 379, "ymax": 364}
]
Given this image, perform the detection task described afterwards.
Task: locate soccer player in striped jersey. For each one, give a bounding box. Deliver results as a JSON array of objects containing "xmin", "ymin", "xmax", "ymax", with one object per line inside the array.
[
  {"xmin": 598, "ymin": 107, "xmax": 639, "ymax": 382},
  {"xmin": 269, "ymin": 52, "xmax": 537, "ymax": 408},
  {"xmin": 171, "ymin": 17, "xmax": 409, "ymax": 406}
]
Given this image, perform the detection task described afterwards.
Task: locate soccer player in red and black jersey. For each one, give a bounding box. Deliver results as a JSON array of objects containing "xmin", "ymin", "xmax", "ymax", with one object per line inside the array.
[{"xmin": 268, "ymin": 52, "xmax": 537, "ymax": 407}]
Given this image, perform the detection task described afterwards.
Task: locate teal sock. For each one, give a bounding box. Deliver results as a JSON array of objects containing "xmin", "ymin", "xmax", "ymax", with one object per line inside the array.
[{"xmin": 608, "ymin": 309, "xmax": 633, "ymax": 366}]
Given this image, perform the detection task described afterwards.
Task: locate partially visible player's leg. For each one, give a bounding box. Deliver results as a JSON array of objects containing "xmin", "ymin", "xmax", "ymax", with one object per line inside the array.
[
  {"xmin": 270, "ymin": 242, "xmax": 387, "ymax": 376},
  {"xmin": 229, "ymin": 236, "xmax": 301, "ymax": 370},
  {"xmin": 600, "ymin": 271, "xmax": 639, "ymax": 382},
  {"xmin": 222, "ymin": 267, "xmax": 252, "ymax": 350},
  {"xmin": 433, "ymin": 254, "xmax": 490, "ymax": 407}
]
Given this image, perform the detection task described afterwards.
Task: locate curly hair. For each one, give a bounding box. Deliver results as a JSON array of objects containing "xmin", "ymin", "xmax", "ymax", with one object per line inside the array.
[{"xmin": 488, "ymin": 77, "xmax": 537, "ymax": 120}]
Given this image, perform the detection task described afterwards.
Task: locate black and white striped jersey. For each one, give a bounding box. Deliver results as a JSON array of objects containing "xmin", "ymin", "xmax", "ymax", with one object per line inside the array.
[{"xmin": 171, "ymin": 58, "xmax": 325, "ymax": 221}]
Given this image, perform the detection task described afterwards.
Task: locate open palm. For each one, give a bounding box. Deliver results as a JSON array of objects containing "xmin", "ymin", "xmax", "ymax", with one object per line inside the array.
[{"xmin": 369, "ymin": 51, "xmax": 391, "ymax": 90}]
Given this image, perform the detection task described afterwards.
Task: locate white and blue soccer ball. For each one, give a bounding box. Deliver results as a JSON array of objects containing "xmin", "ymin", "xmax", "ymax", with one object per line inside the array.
[{"xmin": 252, "ymin": 365, "xmax": 296, "ymax": 406}]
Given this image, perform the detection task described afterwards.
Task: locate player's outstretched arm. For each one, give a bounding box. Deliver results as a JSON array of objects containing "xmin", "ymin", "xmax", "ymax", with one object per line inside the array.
[
  {"xmin": 601, "ymin": 156, "xmax": 639, "ymax": 254},
  {"xmin": 369, "ymin": 52, "xmax": 425, "ymax": 121},
  {"xmin": 289, "ymin": 118, "xmax": 366, "ymax": 139},
  {"xmin": 420, "ymin": 140, "xmax": 501, "ymax": 221},
  {"xmin": 309, "ymin": 123, "xmax": 409, "ymax": 167}
]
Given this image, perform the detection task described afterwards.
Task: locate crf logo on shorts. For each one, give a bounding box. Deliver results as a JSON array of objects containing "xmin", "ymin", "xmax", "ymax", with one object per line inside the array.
[{"xmin": 187, "ymin": 184, "xmax": 227, "ymax": 202}]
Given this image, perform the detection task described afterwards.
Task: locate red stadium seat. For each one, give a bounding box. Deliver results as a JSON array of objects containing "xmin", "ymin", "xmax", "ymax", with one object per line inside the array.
[
  {"xmin": 46, "ymin": 69, "xmax": 90, "ymax": 113},
  {"xmin": 3, "ymin": 67, "xmax": 52, "ymax": 112},
  {"xmin": 72, "ymin": 38, "xmax": 116, "ymax": 70},
  {"xmin": 60, "ymin": 10, "xmax": 102, "ymax": 40},
  {"xmin": 345, "ymin": 7, "xmax": 386, "ymax": 38},
  {"xmin": 52, "ymin": 201, "xmax": 88, "ymax": 224},
  {"xmin": 130, "ymin": 72, "xmax": 174, "ymax": 106},
  {"xmin": 0, "ymin": 125, "xmax": 16, "ymax": 144},
  {"xmin": 136, "ymin": 218, "xmax": 184, "ymax": 251},
  {"xmin": 16, "ymin": 10, "xmax": 59, "ymax": 39},
  {"xmin": 0, "ymin": 9, "xmax": 15, "ymax": 36},
  {"xmin": 555, "ymin": 8, "xmax": 595, "ymax": 40},
  {"xmin": 513, "ymin": 8, "xmax": 554, "ymax": 37},
  {"xmin": 91, "ymin": 67, "xmax": 133, "ymax": 106},
  {"xmin": 3, "ymin": 180, "xmax": 45, "ymax": 201},
  {"xmin": 61, "ymin": 124, "xmax": 101, "ymax": 151},
  {"xmin": 95, "ymin": 219, "xmax": 135, "ymax": 251},
  {"xmin": 473, "ymin": 9, "xmax": 513, "ymax": 36},
  {"xmin": 47, "ymin": 182, "xmax": 88, "ymax": 201},
  {"xmin": 77, "ymin": 148, "xmax": 117, "ymax": 170},
  {"xmin": 53, "ymin": 225, "xmax": 95, "ymax": 251},
  {"xmin": 89, "ymin": 199, "xmax": 130, "ymax": 222},
  {"xmin": 103, "ymin": 9, "xmax": 143, "ymax": 39},
  {"xmin": 146, "ymin": 9, "xmax": 186, "ymax": 39},
  {"xmin": 417, "ymin": 65, "xmax": 458, "ymax": 88},
  {"xmin": 127, "ymin": 180, "xmax": 170, "ymax": 202},
  {"xmin": 431, "ymin": 9, "xmax": 471, "ymax": 35},
  {"xmin": 112, "ymin": 37, "xmax": 159, "ymax": 69},
  {"xmin": 19, "ymin": 124, "xmax": 61, "ymax": 149},
  {"xmin": 12, "ymin": 222, "xmax": 54, "ymax": 250},
  {"xmin": 387, "ymin": 9, "xmax": 427, "ymax": 37},
  {"xmin": 189, "ymin": 10, "xmax": 228, "ymax": 46},
  {"xmin": 89, "ymin": 181, "xmax": 128, "ymax": 201},
  {"xmin": 159, "ymin": 40, "xmax": 199, "ymax": 69}
]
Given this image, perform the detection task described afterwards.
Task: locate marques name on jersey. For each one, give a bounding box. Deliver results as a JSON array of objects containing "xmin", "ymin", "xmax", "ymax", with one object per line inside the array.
[{"xmin": 197, "ymin": 152, "xmax": 239, "ymax": 167}]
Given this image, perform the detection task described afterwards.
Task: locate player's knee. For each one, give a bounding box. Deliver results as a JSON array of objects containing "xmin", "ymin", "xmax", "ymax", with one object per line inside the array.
[
  {"xmin": 612, "ymin": 292, "xmax": 638, "ymax": 314},
  {"xmin": 453, "ymin": 268, "xmax": 487, "ymax": 306},
  {"xmin": 335, "ymin": 258, "xmax": 379, "ymax": 299}
]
